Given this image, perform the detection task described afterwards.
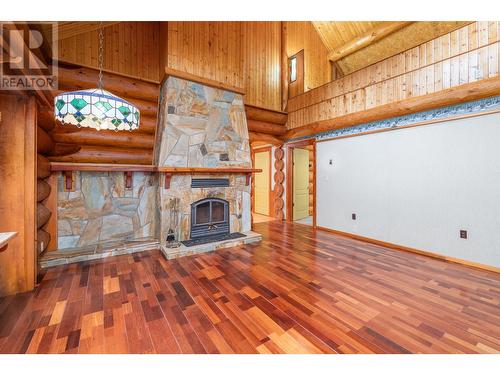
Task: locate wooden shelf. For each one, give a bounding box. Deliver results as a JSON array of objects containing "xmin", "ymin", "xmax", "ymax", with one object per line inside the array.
[
  {"xmin": 0, "ymin": 232, "xmax": 18, "ymax": 252},
  {"xmin": 156, "ymin": 167, "xmax": 262, "ymax": 174},
  {"xmin": 50, "ymin": 163, "xmax": 262, "ymax": 175}
]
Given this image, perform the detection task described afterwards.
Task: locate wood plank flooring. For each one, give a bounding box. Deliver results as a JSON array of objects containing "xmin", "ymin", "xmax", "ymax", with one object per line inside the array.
[{"xmin": 1, "ymin": 221, "xmax": 500, "ymax": 354}]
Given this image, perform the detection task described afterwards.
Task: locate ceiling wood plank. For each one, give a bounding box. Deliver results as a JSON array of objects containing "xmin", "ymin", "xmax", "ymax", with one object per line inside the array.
[
  {"xmin": 327, "ymin": 21, "xmax": 413, "ymax": 62},
  {"xmin": 56, "ymin": 21, "xmax": 121, "ymax": 40}
]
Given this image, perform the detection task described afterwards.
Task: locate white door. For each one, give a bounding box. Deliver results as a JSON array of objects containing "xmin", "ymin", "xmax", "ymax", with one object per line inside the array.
[
  {"xmin": 293, "ymin": 148, "xmax": 310, "ymax": 220},
  {"xmin": 254, "ymin": 151, "xmax": 270, "ymax": 215}
]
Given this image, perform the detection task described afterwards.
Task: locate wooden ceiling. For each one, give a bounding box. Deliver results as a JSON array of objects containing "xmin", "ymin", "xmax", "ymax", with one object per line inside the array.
[
  {"xmin": 55, "ymin": 21, "xmax": 120, "ymax": 40},
  {"xmin": 312, "ymin": 21, "xmax": 385, "ymax": 51},
  {"xmin": 311, "ymin": 21, "xmax": 472, "ymax": 75}
]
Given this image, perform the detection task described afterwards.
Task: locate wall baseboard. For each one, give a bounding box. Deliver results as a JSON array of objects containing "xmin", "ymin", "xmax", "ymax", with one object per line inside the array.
[{"xmin": 316, "ymin": 226, "xmax": 500, "ymax": 275}]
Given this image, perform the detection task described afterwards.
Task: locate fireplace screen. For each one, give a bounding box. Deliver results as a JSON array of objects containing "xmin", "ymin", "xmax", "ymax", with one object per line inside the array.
[{"xmin": 190, "ymin": 198, "xmax": 229, "ymax": 239}]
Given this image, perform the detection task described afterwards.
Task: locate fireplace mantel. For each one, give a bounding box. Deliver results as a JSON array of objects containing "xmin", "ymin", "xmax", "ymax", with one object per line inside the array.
[
  {"xmin": 50, "ymin": 162, "xmax": 262, "ymax": 189},
  {"xmin": 157, "ymin": 167, "xmax": 261, "ymax": 174},
  {"xmin": 50, "ymin": 163, "xmax": 261, "ymax": 174}
]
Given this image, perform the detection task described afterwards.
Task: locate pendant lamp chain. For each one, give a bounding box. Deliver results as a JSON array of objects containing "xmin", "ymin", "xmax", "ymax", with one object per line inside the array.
[{"xmin": 98, "ymin": 22, "xmax": 104, "ymax": 90}]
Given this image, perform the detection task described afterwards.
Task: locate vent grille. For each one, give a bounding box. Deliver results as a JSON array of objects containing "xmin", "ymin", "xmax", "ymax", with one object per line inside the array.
[{"xmin": 191, "ymin": 178, "xmax": 230, "ymax": 188}]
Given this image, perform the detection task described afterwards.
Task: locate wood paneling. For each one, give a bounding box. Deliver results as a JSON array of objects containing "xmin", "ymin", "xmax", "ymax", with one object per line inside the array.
[
  {"xmin": 58, "ymin": 22, "xmax": 161, "ymax": 82},
  {"xmin": 338, "ymin": 21, "xmax": 471, "ymax": 75},
  {"xmin": 284, "ymin": 22, "xmax": 331, "ymax": 92},
  {"xmin": 59, "ymin": 22, "xmax": 284, "ymax": 113},
  {"xmin": 56, "ymin": 22, "xmax": 120, "ymax": 41},
  {"xmin": 242, "ymin": 22, "xmax": 281, "ymax": 111},
  {"xmin": 167, "ymin": 22, "xmax": 244, "ymax": 91},
  {"xmin": 0, "ymin": 93, "xmax": 37, "ymax": 296},
  {"xmin": 2, "ymin": 221, "xmax": 500, "ymax": 353},
  {"xmin": 287, "ymin": 22, "xmax": 500, "ymax": 132},
  {"xmin": 326, "ymin": 22, "xmax": 412, "ymax": 62},
  {"xmin": 312, "ymin": 21, "xmax": 384, "ymax": 52},
  {"xmin": 165, "ymin": 21, "xmax": 282, "ymax": 111}
]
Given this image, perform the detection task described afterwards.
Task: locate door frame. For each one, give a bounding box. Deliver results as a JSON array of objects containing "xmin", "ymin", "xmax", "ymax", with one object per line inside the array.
[
  {"xmin": 251, "ymin": 146, "xmax": 273, "ymax": 217},
  {"xmin": 286, "ymin": 139, "xmax": 316, "ymax": 227}
]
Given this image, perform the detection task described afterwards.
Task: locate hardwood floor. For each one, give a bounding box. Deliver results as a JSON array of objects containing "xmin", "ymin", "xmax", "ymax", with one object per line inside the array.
[{"xmin": 1, "ymin": 221, "xmax": 500, "ymax": 354}]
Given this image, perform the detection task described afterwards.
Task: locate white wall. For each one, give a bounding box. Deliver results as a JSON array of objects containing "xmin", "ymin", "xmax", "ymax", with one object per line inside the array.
[{"xmin": 316, "ymin": 112, "xmax": 500, "ymax": 268}]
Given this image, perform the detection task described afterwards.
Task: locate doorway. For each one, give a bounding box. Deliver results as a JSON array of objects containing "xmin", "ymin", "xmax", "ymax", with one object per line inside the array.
[
  {"xmin": 286, "ymin": 140, "xmax": 315, "ymax": 227},
  {"xmin": 252, "ymin": 146, "xmax": 272, "ymax": 221}
]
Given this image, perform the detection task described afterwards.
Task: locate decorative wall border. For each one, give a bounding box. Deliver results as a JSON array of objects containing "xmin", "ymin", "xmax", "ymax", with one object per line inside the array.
[{"xmin": 287, "ymin": 95, "xmax": 500, "ymax": 144}]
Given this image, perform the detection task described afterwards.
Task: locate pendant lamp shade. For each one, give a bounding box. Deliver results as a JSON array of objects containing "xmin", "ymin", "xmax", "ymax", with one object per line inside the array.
[{"xmin": 54, "ymin": 88, "xmax": 140, "ymax": 131}]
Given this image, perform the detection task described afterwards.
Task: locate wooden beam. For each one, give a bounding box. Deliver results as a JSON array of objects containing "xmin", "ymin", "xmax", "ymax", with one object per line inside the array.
[
  {"xmin": 245, "ymin": 104, "xmax": 288, "ymax": 125},
  {"xmin": 247, "ymin": 119, "xmax": 286, "ymax": 136},
  {"xmin": 327, "ymin": 22, "xmax": 413, "ymax": 62},
  {"xmin": 47, "ymin": 143, "xmax": 81, "ymax": 157},
  {"xmin": 38, "ymin": 106, "xmax": 56, "ymax": 132},
  {"xmin": 57, "ymin": 64, "xmax": 159, "ymax": 102},
  {"xmin": 37, "ymin": 179, "xmax": 51, "ymax": 202},
  {"xmin": 37, "ymin": 126, "xmax": 55, "ymax": 155},
  {"xmin": 249, "ymin": 131, "xmax": 284, "ymax": 146},
  {"xmin": 285, "ymin": 76, "xmax": 500, "ymax": 140},
  {"xmin": 37, "ymin": 154, "xmax": 51, "ymax": 179},
  {"xmin": 51, "ymin": 127, "xmax": 155, "ymax": 149},
  {"xmin": 48, "ymin": 145, "xmax": 153, "ymax": 165}
]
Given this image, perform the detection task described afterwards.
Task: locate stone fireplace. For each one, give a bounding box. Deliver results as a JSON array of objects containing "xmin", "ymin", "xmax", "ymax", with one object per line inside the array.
[
  {"xmin": 155, "ymin": 76, "xmax": 260, "ymax": 258},
  {"xmin": 50, "ymin": 75, "xmax": 261, "ymax": 264}
]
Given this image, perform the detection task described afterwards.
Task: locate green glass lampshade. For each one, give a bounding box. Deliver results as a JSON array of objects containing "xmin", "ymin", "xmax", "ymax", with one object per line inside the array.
[{"xmin": 54, "ymin": 88, "xmax": 140, "ymax": 131}]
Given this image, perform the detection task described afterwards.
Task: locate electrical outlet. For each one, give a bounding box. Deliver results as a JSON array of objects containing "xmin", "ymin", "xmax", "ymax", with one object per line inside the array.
[
  {"xmin": 460, "ymin": 230, "xmax": 467, "ymax": 239},
  {"xmin": 352, "ymin": 213, "xmax": 356, "ymax": 220},
  {"xmin": 329, "ymin": 159, "xmax": 333, "ymax": 165}
]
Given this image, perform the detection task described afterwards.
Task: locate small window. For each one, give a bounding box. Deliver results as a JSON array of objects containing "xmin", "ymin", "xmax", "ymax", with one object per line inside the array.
[{"xmin": 289, "ymin": 56, "xmax": 297, "ymax": 83}]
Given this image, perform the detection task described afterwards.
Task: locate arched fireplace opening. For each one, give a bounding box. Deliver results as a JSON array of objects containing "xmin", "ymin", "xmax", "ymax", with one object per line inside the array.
[{"xmin": 190, "ymin": 198, "xmax": 230, "ymax": 239}]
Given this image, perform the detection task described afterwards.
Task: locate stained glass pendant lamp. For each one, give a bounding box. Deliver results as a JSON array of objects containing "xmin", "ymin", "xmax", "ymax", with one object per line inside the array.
[{"xmin": 54, "ymin": 26, "xmax": 140, "ymax": 131}]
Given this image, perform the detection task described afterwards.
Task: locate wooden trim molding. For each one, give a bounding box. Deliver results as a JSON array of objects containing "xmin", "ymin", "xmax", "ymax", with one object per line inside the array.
[
  {"xmin": 317, "ymin": 226, "xmax": 500, "ymax": 275},
  {"xmin": 164, "ymin": 67, "xmax": 246, "ymax": 95},
  {"xmin": 315, "ymin": 108, "xmax": 500, "ymax": 144}
]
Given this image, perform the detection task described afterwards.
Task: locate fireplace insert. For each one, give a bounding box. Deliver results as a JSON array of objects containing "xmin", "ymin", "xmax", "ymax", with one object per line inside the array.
[{"xmin": 190, "ymin": 198, "xmax": 230, "ymax": 239}]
